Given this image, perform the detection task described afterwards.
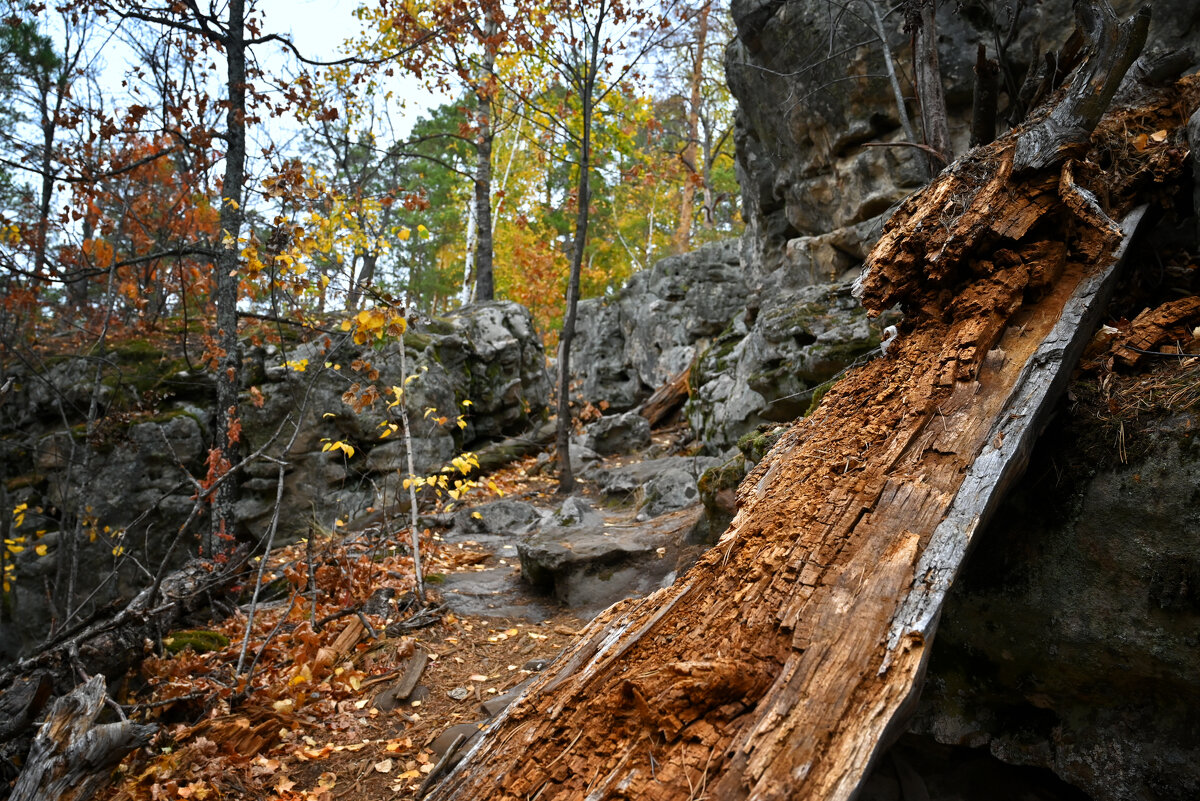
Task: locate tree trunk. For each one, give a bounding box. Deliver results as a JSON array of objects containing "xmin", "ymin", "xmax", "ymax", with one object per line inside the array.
[
  {"xmin": 428, "ymin": 13, "xmax": 1184, "ymax": 799},
  {"xmin": 911, "ymin": 0, "xmax": 952, "ymax": 172},
  {"xmin": 10, "ymin": 676, "xmax": 156, "ymax": 801},
  {"xmin": 347, "ymin": 251, "xmax": 377, "ymax": 310},
  {"xmin": 970, "ymin": 42, "xmax": 1000, "ymax": 147},
  {"xmin": 210, "ymin": 0, "xmax": 248, "ymax": 553},
  {"xmin": 473, "ymin": 14, "xmax": 499, "ymax": 303},
  {"xmin": 473, "ymin": 116, "xmax": 495, "ymax": 302},
  {"xmin": 673, "ymin": 1, "xmax": 709, "ymax": 252},
  {"xmin": 555, "ymin": 28, "xmax": 603, "ymax": 494}
]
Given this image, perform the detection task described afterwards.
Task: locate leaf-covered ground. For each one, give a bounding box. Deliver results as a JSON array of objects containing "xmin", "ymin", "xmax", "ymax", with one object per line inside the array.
[{"xmin": 100, "ymin": 456, "xmax": 585, "ymax": 801}]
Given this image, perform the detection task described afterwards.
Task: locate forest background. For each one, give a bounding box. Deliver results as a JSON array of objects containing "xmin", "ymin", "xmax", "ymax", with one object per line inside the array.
[
  {"xmin": 0, "ymin": 0, "xmax": 742, "ymax": 571},
  {"xmin": 0, "ymin": 0, "xmax": 739, "ymax": 338}
]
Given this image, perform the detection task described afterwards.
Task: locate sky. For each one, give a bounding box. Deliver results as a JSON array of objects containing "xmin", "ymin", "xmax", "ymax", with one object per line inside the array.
[{"xmin": 84, "ymin": 0, "xmax": 440, "ymax": 145}]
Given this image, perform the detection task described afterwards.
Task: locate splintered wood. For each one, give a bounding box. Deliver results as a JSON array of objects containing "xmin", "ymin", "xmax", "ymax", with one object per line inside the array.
[{"xmin": 427, "ymin": 81, "xmax": 1198, "ymax": 801}]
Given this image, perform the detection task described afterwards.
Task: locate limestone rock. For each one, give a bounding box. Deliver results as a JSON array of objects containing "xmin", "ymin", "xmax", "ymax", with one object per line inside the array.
[
  {"xmin": 638, "ymin": 467, "xmax": 701, "ymax": 520},
  {"xmin": 517, "ymin": 504, "xmax": 703, "ymax": 610},
  {"xmin": 578, "ymin": 411, "xmax": 651, "ymax": 456},
  {"xmin": 591, "ymin": 455, "xmax": 722, "ymax": 501},
  {"xmin": 725, "ymin": 0, "xmax": 1199, "ymax": 279},
  {"xmin": 687, "ymin": 278, "xmax": 884, "ymax": 452},
  {"xmin": 452, "ymin": 500, "xmax": 546, "ymax": 537},
  {"xmin": 0, "ymin": 301, "xmax": 550, "ymax": 660},
  {"xmin": 914, "ymin": 415, "xmax": 1200, "ymax": 801},
  {"xmin": 572, "ymin": 239, "xmax": 747, "ymax": 410}
]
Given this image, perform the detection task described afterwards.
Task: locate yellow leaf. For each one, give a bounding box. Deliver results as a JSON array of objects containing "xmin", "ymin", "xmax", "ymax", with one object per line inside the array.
[
  {"xmin": 35, "ymin": 544, "xmax": 47, "ymax": 556},
  {"xmin": 1150, "ymin": 129, "xmax": 1168, "ymax": 142},
  {"xmin": 398, "ymin": 227, "xmax": 411, "ymax": 241},
  {"xmin": 471, "ymin": 512, "xmax": 483, "ymax": 520}
]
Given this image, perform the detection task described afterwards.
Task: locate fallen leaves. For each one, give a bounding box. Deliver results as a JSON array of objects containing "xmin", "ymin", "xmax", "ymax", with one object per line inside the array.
[{"xmin": 107, "ymin": 455, "xmax": 583, "ymax": 801}]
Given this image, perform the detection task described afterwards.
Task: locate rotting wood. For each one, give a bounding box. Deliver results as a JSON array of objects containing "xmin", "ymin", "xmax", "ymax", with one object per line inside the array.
[
  {"xmin": 426, "ymin": 40, "xmax": 1197, "ymax": 801},
  {"xmin": 9, "ymin": 675, "xmax": 156, "ymax": 801},
  {"xmin": 372, "ymin": 648, "xmax": 429, "ymax": 711},
  {"xmin": 1111, "ymin": 295, "xmax": 1200, "ymax": 365},
  {"xmin": 636, "ymin": 367, "xmax": 690, "ymax": 428},
  {"xmin": 1013, "ymin": 1, "xmax": 1150, "ymax": 172}
]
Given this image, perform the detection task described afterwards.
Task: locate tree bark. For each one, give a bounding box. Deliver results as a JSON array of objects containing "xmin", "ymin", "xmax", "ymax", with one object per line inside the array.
[
  {"xmin": 673, "ymin": 0, "xmax": 709, "ymax": 253},
  {"xmin": 911, "ymin": 0, "xmax": 952, "ymax": 171},
  {"xmin": 210, "ymin": 0, "xmax": 248, "ymax": 553},
  {"xmin": 555, "ymin": 13, "xmax": 604, "ymax": 494},
  {"xmin": 1012, "ymin": 1, "xmax": 1150, "ymax": 172},
  {"xmin": 970, "ymin": 42, "xmax": 1000, "ymax": 147},
  {"xmin": 636, "ymin": 366, "xmax": 690, "ymax": 428},
  {"xmin": 428, "ymin": 21, "xmax": 1187, "ymax": 801},
  {"xmin": 473, "ymin": 14, "xmax": 499, "ymax": 303}
]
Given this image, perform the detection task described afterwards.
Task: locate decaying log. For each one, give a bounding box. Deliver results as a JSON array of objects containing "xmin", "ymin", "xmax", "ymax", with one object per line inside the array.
[
  {"xmin": 472, "ymin": 420, "xmax": 557, "ymax": 475},
  {"xmin": 0, "ymin": 549, "xmax": 246, "ymax": 779},
  {"xmin": 636, "ymin": 367, "xmax": 690, "ymax": 428},
  {"xmin": 426, "ymin": 37, "xmax": 1197, "ymax": 801},
  {"xmin": 9, "ymin": 675, "xmax": 155, "ymax": 801}
]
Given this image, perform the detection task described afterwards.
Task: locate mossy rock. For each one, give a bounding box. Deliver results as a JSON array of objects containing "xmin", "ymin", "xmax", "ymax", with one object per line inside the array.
[
  {"xmin": 694, "ymin": 455, "xmax": 746, "ymax": 544},
  {"xmin": 805, "ymin": 379, "xmax": 835, "ymax": 417},
  {"xmin": 736, "ymin": 424, "xmax": 787, "ymax": 464},
  {"xmin": 163, "ymin": 629, "xmax": 231, "ymax": 654},
  {"xmin": 698, "ymin": 454, "xmax": 746, "ymax": 515}
]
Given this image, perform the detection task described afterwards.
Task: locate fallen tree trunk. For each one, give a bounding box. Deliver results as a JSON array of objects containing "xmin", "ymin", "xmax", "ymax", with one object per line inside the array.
[
  {"xmin": 9, "ymin": 675, "xmax": 155, "ymax": 801},
  {"xmin": 427, "ymin": 10, "xmax": 1196, "ymax": 801},
  {"xmin": 636, "ymin": 367, "xmax": 690, "ymax": 429}
]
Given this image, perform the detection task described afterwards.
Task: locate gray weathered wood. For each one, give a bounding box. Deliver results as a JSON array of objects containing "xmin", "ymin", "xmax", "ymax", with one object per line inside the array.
[
  {"xmin": 1013, "ymin": 1, "xmax": 1150, "ymax": 172},
  {"xmin": 884, "ymin": 205, "xmax": 1146, "ymax": 664},
  {"xmin": 11, "ymin": 675, "xmax": 155, "ymax": 801}
]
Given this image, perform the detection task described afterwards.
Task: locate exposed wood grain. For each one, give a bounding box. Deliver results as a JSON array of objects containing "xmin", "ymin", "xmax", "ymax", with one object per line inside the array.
[
  {"xmin": 426, "ymin": 68, "xmax": 1197, "ymax": 801},
  {"xmin": 10, "ymin": 675, "xmax": 155, "ymax": 801}
]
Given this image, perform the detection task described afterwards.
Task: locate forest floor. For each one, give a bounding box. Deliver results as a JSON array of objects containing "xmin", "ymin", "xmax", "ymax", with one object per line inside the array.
[{"xmin": 99, "ymin": 454, "xmax": 597, "ymax": 801}]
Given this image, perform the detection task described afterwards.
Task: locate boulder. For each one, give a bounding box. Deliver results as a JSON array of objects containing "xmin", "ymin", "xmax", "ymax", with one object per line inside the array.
[
  {"xmin": 911, "ymin": 411, "xmax": 1200, "ymax": 800},
  {"xmin": 451, "ymin": 500, "xmax": 546, "ymax": 537},
  {"xmin": 578, "ymin": 411, "xmax": 651, "ymax": 455},
  {"xmin": 591, "ymin": 455, "xmax": 722, "ymax": 500},
  {"xmin": 516, "ymin": 498, "xmax": 702, "ymax": 610},
  {"xmin": 638, "ymin": 468, "xmax": 701, "ymax": 520},
  {"xmin": 687, "ymin": 278, "xmax": 887, "ymax": 452}
]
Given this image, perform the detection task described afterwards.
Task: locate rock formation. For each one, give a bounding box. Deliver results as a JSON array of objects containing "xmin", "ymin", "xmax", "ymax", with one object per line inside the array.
[{"xmin": 0, "ymin": 301, "xmax": 549, "ymax": 660}]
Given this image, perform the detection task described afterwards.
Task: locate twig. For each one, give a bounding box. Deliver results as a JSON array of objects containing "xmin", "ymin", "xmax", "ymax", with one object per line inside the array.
[
  {"xmin": 418, "ymin": 733, "xmax": 467, "ymax": 797},
  {"xmin": 239, "ymin": 593, "xmax": 299, "ymax": 700},
  {"xmin": 860, "ymin": 141, "xmax": 950, "ymax": 163}
]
